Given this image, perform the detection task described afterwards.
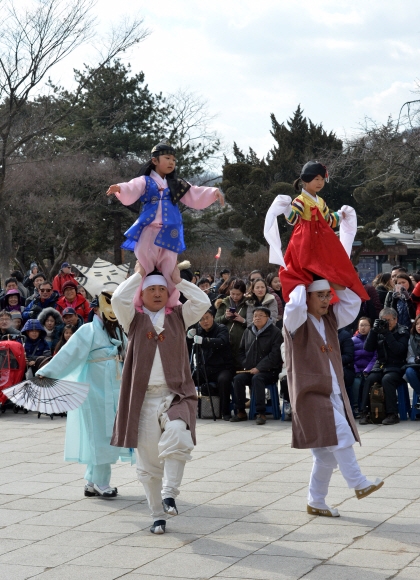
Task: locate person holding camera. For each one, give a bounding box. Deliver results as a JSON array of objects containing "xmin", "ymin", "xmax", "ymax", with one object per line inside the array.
[
  {"xmin": 187, "ymin": 310, "xmax": 235, "ymax": 420},
  {"xmin": 360, "ymin": 307, "xmax": 410, "ymax": 425}
]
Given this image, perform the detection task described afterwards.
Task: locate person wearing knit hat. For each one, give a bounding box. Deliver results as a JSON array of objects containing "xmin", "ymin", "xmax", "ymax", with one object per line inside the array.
[
  {"xmin": 106, "ymin": 140, "xmax": 224, "ymax": 307},
  {"xmin": 283, "ymin": 278, "xmax": 383, "ymax": 518},
  {"xmin": 52, "ymin": 262, "xmax": 76, "ymax": 295},
  {"xmin": 264, "ymin": 160, "xmax": 369, "ymax": 304},
  {"xmin": 56, "ymin": 280, "xmax": 90, "ymax": 322}
]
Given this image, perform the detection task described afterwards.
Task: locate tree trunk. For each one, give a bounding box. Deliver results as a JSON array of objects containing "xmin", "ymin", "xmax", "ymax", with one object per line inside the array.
[
  {"xmin": 0, "ymin": 205, "xmax": 13, "ymax": 286},
  {"xmin": 113, "ymin": 212, "xmax": 123, "ymax": 265}
]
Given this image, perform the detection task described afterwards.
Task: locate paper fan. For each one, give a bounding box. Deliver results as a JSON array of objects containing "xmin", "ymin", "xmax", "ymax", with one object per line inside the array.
[{"xmin": 2, "ymin": 377, "xmax": 90, "ymax": 414}]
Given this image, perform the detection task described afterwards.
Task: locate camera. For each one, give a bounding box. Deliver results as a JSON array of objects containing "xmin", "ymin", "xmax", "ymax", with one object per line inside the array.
[
  {"xmin": 376, "ymin": 319, "xmax": 389, "ymax": 332},
  {"xmin": 229, "ymin": 307, "xmax": 236, "ymax": 313}
]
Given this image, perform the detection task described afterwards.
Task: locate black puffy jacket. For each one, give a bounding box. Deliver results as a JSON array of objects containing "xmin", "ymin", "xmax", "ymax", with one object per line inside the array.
[
  {"xmin": 238, "ymin": 322, "xmax": 282, "ymax": 373},
  {"xmin": 364, "ymin": 323, "xmax": 409, "ymax": 371},
  {"xmin": 189, "ymin": 322, "xmax": 234, "ymax": 375}
]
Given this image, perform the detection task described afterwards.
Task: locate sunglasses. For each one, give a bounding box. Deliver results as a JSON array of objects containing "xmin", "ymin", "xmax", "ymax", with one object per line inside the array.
[{"xmin": 40, "ymin": 289, "xmax": 52, "ymax": 293}]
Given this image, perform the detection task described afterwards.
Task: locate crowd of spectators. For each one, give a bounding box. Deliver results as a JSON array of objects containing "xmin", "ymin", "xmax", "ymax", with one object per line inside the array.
[{"xmin": 2, "ymin": 260, "xmax": 420, "ymax": 426}]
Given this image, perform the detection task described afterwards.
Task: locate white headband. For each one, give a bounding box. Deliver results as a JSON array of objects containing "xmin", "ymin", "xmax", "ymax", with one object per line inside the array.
[
  {"xmin": 307, "ymin": 279, "xmax": 330, "ymax": 292},
  {"xmin": 142, "ymin": 275, "xmax": 168, "ymax": 290}
]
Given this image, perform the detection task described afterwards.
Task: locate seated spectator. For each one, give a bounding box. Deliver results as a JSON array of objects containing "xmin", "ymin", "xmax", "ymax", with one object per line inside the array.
[
  {"xmin": 246, "ymin": 278, "xmax": 278, "ymax": 327},
  {"xmin": 54, "ymin": 324, "xmax": 77, "ymax": 355},
  {"xmin": 11, "ymin": 311, "xmax": 23, "ymax": 331},
  {"xmin": 231, "ymin": 307, "xmax": 282, "ymax": 425},
  {"xmin": 2, "ymin": 289, "xmax": 25, "ymax": 313},
  {"xmin": 0, "ymin": 277, "xmax": 22, "ymax": 302},
  {"xmin": 215, "ymin": 280, "xmax": 248, "ymax": 370},
  {"xmin": 56, "ymin": 280, "xmax": 90, "ymax": 322},
  {"xmin": 77, "ymin": 285, "xmax": 88, "ymax": 300},
  {"xmin": 385, "ymin": 273, "xmax": 416, "ymax": 328},
  {"xmin": 23, "ymin": 262, "xmax": 40, "ymax": 296},
  {"xmin": 52, "ymin": 262, "xmax": 76, "ymax": 295},
  {"xmin": 360, "ymin": 307, "xmax": 409, "ymax": 425},
  {"xmin": 351, "ymin": 317, "xmax": 377, "ymax": 417},
  {"xmin": 21, "ymin": 319, "xmax": 51, "ymax": 374},
  {"xmin": 373, "ymin": 273, "xmax": 393, "ymax": 308},
  {"xmin": 338, "ymin": 326, "xmax": 355, "ymax": 412},
  {"xmin": 23, "ymin": 281, "xmax": 59, "ymax": 321},
  {"xmin": 61, "ymin": 307, "xmax": 83, "ymax": 330},
  {"xmin": 404, "ymin": 314, "xmax": 420, "ymax": 399},
  {"xmin": 249, "ymin": 270, "xmax": 264, "ymax": 283},
  {"xmin": 188, "ymin": 309, "xmax": 235, "ymax": 421},
  {"xmin": 0, "ymin": 310, "xmax": 22, "ymax": 340},
  {"xmin": 24, "ymin": 273, "xmax": 46, "ymax": 306},
  {"xmin": 410, "ymin": 273, "xmax": 420, "ymax": 287},
  {"xmin": 10, "ymin": 270, "xmax": 29, "ymax": 299},
  {"xmin": 38, "ymin": 308, "xmax": 64, "ymax": 352}
]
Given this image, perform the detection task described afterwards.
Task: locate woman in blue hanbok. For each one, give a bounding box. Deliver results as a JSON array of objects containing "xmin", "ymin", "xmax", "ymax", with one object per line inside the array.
[{"xmin": 36, "ymin": 291, "xmax": 131, "ymax": 498}]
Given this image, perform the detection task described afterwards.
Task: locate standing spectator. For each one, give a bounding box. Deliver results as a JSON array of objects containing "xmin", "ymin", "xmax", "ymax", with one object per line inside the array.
[
  {"xmin": 2, "ymin": 289, "xmax": 24, "ymax": 313},
  {"xmin": 23, "ymin": 263, "xmax": 41, "ymax": 296},
  {"xmin": 0, "ymin": 310, "xmax": 21, "ymax": 339},
  {"xmin": 215, "ymin": 280, "xmax": 248, "ymax": 370},
  {"xmin": 56, "ymin": 280, "xmax": 90, "ymax": 322},
  {"xmin": 385, "ymin": 273, "xmax": 416, "ymax": 328},
  {"xmin": 338, "ymin": 327, "xmax": 356, "ymax": 412},
  {"xmin": 404, "ymin": 314, "xmax": 420, "ymax": 398},
  {"xmin": 351, "ymin": 317, "xmax": 377, "ymax": 416},
  {"xmin": 266, "ymin": 272, "xmax": 286, "ymax": 311},
  {"xmin": 25, "ymin": 273, "xmax": 46, "ymax": 306},
  {"xmin": 197, "ymin": 277, "xmax": 217, "ymax": 306},
  {"xmin": 249, "ymin": 270, "xmax": 264, "ymax": 283},
  {"xmin": 38, "ymin": 308, "xmax": 64, "ymax": 352},
  {"xmin": 246, "ymin": 278, "xmax": 278, "ymax": 327},
  {"xmin": 61, "ymin": 307, "xmax": 83, "ymax": 330},
  {"xmin": 188, "ymin": 309, "xmax": 235, "ymax": 421},
  {"xmin": 373, "ymin": 273, "xmax": 393, "ymax": 308},
  {"xmin": 21, "ymin": 319, "xmax": 51, "ymax": 374},
  {"xmin": 0, "ymin": 277, "xmax": 22, "ymax": 302},
  {"xmin": 54, "ymin": 324, "xmax": 77, "ymax": 355},
  {"xmin": 11, "ymin": 312, "xmax": 23, "ymax": 331},
  {"xmin": 10, "ymin": 270, "xmax": 29, "ymax": 299},
  {"xmin": 231, "ymin": 307, "xmax": 282, "ymax": 425},
  {"xmin": 22, "ymin": 281, "xmax": 59, "ymax": 321},
  {"xmin": 77, "ymin": 285, "xmax": 88, "ymax": 300},
  {"xmin": 215, "ymin": 276, "xmax": 238, "ymax": 300},
  {"xmin": 361, "ymin": 308, "xmax": 409, "ymax": 425},
  {"xmin": 213, "ymin": 268, "xmax": 230, "ymax": 293},
  {"xmin": 53, "ymin": 262, "xmax": 76, "ymax": 295}
]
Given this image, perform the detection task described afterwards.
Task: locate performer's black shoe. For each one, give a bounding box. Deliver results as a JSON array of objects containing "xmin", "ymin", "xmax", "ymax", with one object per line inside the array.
[
  {"xmin": 84, "ymin": 483, "xmax": 118, "ymax": 497},
  {"xmin": 162, "ymin": 497, "xmax": 178, "ymax": 516},
  {"xmin": 150, "ymin": 519, "xmax": 166, "ymax": 534}
]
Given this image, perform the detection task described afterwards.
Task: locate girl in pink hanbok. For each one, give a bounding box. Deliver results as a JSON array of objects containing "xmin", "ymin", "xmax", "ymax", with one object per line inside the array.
[{"xmin": 107, "ymin": 141, "xmax": 224, "ymax": 307}]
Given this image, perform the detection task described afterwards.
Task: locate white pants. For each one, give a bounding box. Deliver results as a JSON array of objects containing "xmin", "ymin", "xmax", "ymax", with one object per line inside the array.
[
  {"xmin": 308, "ymin": 394, "xmax": 368, "ymax": 508},
  {"xmin": 136, "ymin": 386, "xmax": 194, "ymax": 521}
]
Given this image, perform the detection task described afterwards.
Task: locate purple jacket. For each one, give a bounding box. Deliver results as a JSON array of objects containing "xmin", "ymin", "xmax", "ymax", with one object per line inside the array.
[{"xmin": 352, "ymin": 332, "xmax": 377, "ymax": 373}]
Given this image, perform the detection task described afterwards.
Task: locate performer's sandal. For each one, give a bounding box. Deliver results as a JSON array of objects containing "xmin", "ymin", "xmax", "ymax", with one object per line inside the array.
[
  {"xmin": 162, "ymin": 497, "xmax": 178, "ymax": 516},
  {"xmin": 307, "ymin": 505, "xmax": 340, "ymax": 517},
  {"xmin": 150, "ymin": 520, "xmax": 166, "ymax": 534},
  {"xmin": 355, "ymin": 478, "xmax": 384, "ymax": 500}
]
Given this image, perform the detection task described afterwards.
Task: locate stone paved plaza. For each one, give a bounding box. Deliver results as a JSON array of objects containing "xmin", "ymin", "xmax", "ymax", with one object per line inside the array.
[{"xmin": 0, "ymin": 411, "xmax": 420, "ymax": 580}]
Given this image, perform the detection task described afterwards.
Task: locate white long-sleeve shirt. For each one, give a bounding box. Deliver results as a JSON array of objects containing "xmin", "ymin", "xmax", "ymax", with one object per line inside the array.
[
  {"xmin": 111, "ymin": 273, "xmax": 210, "ymax": 386},
  {"xmin": 284, "ymin": 285, "xmax": 361, "ymax": 395}
]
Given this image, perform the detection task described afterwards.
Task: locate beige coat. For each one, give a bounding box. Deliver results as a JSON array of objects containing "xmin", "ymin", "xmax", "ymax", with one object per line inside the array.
[{"xmin": 284, "ymin": 308, "xmax": 360, "ymax": 449}]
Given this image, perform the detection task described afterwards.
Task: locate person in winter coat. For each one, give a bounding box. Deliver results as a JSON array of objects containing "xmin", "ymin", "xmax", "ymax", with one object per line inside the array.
[
  {"xmin": 231, "ymin": 307, "xmax": 282, "ymax": 425},
  {"xmin": 0, "ymin": 310, "xmax": 22, "ymax": 340},
  {"xmin": 22, "ymin": 281, "xmax": 59, "ymax": 321},
  {"xmin": 361, "ymin": 307, "xmax": 409, "ymax": 425},
  {"xmin": 10, "ymin": 270, "xmax": 29, "ymax": 300},
  {"xmin": 21, "ymin": 319, "xmax": 51, "ymax": 372},
  {"xmin": 188, "ymin": 310, "xmax": 235, "ymax": 420},
  {"xmin": 403, "ymin": 314, "xmax": 420, "ymax": 397},
  {"xmin": 351, "ymin": 317, "xmax": 377, "ymax": 416},
  {"xmin": 373, "ymin": 273, "xmax": 393, "ymax": 308},
  {"xmin": 52, "ymin": 262, "xmax": 77, "ymax": 295},
  {"xmin": 56, "ymin": 280, "xmax": 90, "ymax": 322},
  {"xmin": 215, "ymin": 280, "xmax": 248, "ymax": 370},
  {"xmin": 23, "ymin": 262, "xmax": 40, "ymax": 296},
  {"xmin": 338, "ymin": 328, "xmax": 355, "ymax": 407},
  {"xmin": 24, "ymin": 273, "xmax": 46, "ymax": 306},
  {"xmin": 38, "ymin": 307, "xmax": 64, "ymax": 352},
  {"xmin": 245, "ymin": 278, "xmax": 278, "ymax": 327},
  {"xmin": 266, "ymin": 272, "xmax": 285, "ymax": 317},
  {"xmin": 2, "ymin": 289, "xmax": 25, "ymax": 313},
  {"xmin": 384, "ymin": 273, "xmax": 416, "ymax": 329}
]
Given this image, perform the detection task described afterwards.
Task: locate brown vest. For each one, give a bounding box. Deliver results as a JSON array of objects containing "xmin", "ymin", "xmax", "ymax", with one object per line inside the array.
[
  {"xmin": 284, "ymin": 309, "xmax": 360, "ymax": 449},
  {"xmin": 111, "ymin": 306, "xmax": 197, "ymax": 448}
]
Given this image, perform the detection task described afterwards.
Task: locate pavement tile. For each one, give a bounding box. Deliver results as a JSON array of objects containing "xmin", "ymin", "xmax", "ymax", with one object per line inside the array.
[
  {"xmin": 0, "ymin": 544, "xmax": 92, "ymax": 567},
  {"xmin": 283, "ymin": 523, "xmax": 370, "ymax": 543},
  {"xmin": 375, "ymin": 516, "xmax": 420, "ymax": 534},
  {"xmin": 27, "ymin": 565, "xmax": 129, "ymax": 580},
  {"xmin": 176, "ymin": 538, "xmax": 268, "ymax": 557},
  {"xmin": 132, "ymin": 552, "xmax": 239, "ymax": 578},
  {"xmin": 0, "ymin": 523, "xmax": 70, "ymax": 540},
  {"xmin": 394, "ymin": 570, "xmax": 420, "ymax": 579},
  {"xmin": 70, "ymin": 545, "xmax": 171, "ymax": 569},
  {"xmin": 301, "ymin": 564, "xmax": 399, "ymax": 579},
  {"xmin": 0, "ymin": 563, "xmax": 46, "ymax": 580},
  {"xmin": 213, "ymin": 554, "xmax": 321, "ymax": 579},
  {"xmin": 114, "ymin": 531, "xmax": 199, "ymax": 548},
  {"xmin": 38, "ymin": 529, "xmax": 129, "ymax": 547},
  {"xmin": 3, "ymin": 498, "xmax": 74, "ymax": 512},
  {"xmin": 255, "ymin": 539, "xmax": 343, "ymax": 559},
  {"xmin": 0, "ymin": 508, "xmax": 42, "ymax": 525},
  {"xmin": 328, "ymin": 547, "xmax": 416, "ymax": 569},
  {"xmin": 208, "ymin": 521, "xmax": 297, "ymax": 541},
  {"xmin": 23, "ymin": 508, "xmax": 107, "ymax": 528},
  {"xmin": 0, "ymin": 538, "xmax": 34, "ymax": 556},
  {"xmin": 352, "ymin": 533, "xmax": 420, "ymax": 553}
]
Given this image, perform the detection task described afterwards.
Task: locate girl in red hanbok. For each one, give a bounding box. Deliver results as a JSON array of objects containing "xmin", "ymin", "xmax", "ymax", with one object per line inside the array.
[{"xmin": 264, "ymin": 161, "xmax": 369, "ymax": 303}]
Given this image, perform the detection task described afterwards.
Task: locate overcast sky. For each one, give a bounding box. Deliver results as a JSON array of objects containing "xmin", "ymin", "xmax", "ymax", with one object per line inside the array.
[{"xmin": 59, "ymin": 0, "xmax": 420, "ymax": 159}]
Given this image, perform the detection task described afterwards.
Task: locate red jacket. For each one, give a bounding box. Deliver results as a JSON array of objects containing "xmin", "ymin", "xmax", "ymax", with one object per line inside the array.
[
  {"xmin": 56, "ymin": 294, "xmax": 90, "ymax": 322},
  {"xmin": 52, "ymin": 272, "xmax": 77, "ymax": 295}
]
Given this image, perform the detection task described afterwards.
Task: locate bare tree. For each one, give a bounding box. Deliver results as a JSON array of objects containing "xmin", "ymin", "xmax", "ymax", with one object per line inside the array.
[{"xmin": 0, "ymin": 0, "xmax": 149, "ymax": 281}]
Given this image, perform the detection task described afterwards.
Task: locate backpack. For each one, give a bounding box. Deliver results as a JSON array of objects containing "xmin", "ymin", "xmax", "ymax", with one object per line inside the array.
[{"xmin": 369, "ymin": 382, "xmax": 387, "ymax": 424}]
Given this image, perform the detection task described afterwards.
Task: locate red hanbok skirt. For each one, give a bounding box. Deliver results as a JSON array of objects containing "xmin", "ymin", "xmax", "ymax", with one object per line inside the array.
[{"xmin": 280, "ymin": 207, "xmax": 369, "ymax": 303}]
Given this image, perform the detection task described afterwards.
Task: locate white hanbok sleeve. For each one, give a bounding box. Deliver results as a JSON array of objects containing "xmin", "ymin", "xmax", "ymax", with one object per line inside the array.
[
  {"xmin": 264, "ymin": 195, "xmax": 292, "ymax": 268},
  {"xmin": 334, "ymin": 288, "xmax": 361, "ymax": 329},
  {"xmin": 111, "ymin": 273, "xmax": 141, "ymax": 333},
  {"xmin": 179, "ymin": 280, "xmax": 211, "ymax": 329},
  {"xmin": 283, "ymin": 285, "xmax": 307, "ymax": 335},
  {"xmin": 336, "ymin": 205, "xmax": 357, "ymax": 257}
]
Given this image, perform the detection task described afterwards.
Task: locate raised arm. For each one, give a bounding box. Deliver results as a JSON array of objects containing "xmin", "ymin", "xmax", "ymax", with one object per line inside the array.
[
  {"xmin": 283, "ymin": 285, "xmax": 307, "ymax": 335},
  {"xmin": 111, "ymin": 272, "xmax": 141, "ymax": 333},
  {"xmin": 106, "ymin": 176, "xmax": 147, "ymax": 206},
  {"xmin": 180, "ymin": 185, "xmax": 224, "ymax": 210},
  {"xmin": 333, "ymin": 288, "xmax": 361, "ymax": 329}
]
